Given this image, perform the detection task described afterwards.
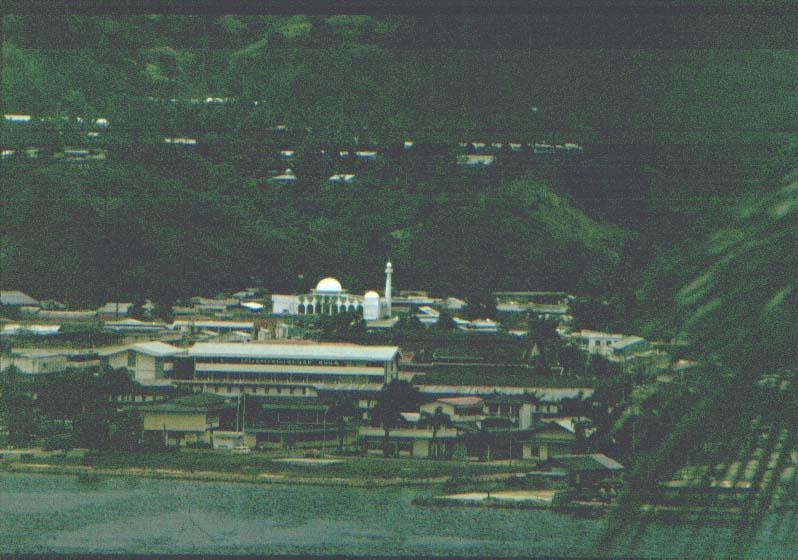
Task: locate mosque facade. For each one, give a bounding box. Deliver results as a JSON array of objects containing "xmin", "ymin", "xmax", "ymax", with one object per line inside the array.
[{"xmin": 271, "ymin": 262, "xmax": 394, "ymax": 320}]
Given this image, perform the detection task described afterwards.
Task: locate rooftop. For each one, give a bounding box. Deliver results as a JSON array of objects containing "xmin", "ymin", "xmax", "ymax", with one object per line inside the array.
[
  {"xmin": 187, "ymin": 342, "xmax": 400, "ymax": 362},
  {"xmin": 131, "ymin": 341, "xmax": 185, "ymax": 357},
  {"xmin": 0, "ymin": 291, "xmax": 40, "ymax": 306},
  {"xmin": 546, "ymin": 453, "xmax": 625, "ymax": 472},
  {"xmin": 436, "ymin": 396, "xmax": 484, "ymax": 407}
]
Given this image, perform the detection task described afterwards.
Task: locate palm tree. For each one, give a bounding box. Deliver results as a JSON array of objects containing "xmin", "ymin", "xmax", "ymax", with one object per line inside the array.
[
  {"xmin": 371, "ymin": 380, "xmax": 420, "ymax": 457},
  {"xmin": 327, "ymin": 394, "xmax": 356, "ymax": 453},
  {"xmin": 428, "ymin": 405, "xmax": 449, "ymax": 459},
  {"xmin": 600, "ymin": 170, "xmax": 798, "ymax": 556}
]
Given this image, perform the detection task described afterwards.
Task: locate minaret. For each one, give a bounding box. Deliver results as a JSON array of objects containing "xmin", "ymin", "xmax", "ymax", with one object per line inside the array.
[{"xmin": 384, "ymin": 261, "xmax": 393, "ymax": 318}]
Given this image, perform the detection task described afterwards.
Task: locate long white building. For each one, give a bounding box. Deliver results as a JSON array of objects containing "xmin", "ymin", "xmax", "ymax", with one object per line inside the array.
[{"xmin": 174, "ymin": 342, "xmax": 400, "ymax": 398}]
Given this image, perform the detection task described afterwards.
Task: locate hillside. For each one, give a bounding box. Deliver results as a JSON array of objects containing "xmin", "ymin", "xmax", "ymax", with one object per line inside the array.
[{"xmin": 2, "ymin": 14, "xmax": 797, "ymax": 338}]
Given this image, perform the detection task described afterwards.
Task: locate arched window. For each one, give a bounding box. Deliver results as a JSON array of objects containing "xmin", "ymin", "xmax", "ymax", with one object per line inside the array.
[
  {"xmin": 298, "ymin": 303, "xmax": 305, "ymax": 314},
  {"xmin": 306, "ymin": 304, "xmax": 314, "ymax": 314}
]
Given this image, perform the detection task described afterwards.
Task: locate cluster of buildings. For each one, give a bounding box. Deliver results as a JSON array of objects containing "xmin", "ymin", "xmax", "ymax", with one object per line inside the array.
[{"xmin": 2, "ymin": 257, "xmax": 671, "ymax": 466}]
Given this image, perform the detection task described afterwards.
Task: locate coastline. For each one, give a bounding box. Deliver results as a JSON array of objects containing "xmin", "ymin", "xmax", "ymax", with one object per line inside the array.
[{"xmin": 0, "ymin": 461, "xmax": 517, "ymax": 488}]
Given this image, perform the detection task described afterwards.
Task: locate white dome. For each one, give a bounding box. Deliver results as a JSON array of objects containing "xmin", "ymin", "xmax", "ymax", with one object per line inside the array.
[
  {"xmin": 315, "ymin": 277, "xmax": 343, "ymax": 293},
  {"xmin": 364, "ymin": 291, "xmax": 379, "ymax": 299}
]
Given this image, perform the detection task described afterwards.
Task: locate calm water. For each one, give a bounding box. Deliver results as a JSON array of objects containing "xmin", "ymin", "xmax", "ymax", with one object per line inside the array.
[{"xmin": 1, "ymin": 472, "xmax": 796, "ymax": 557}]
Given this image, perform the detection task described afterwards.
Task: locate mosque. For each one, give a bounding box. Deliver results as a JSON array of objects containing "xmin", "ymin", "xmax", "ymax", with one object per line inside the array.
[{"xmin": 271, "ymin": 262, "xmax": 393, "ymax": 320}]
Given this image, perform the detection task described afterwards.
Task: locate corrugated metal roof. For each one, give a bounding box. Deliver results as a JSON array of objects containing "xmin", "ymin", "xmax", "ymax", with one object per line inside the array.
[
  {"xmin": 417, "ymin": 385, "xmax": 593, "ymax": 401},
  {"xmin": 0, "ymin": 291, "xmax": 40, "ymax": 306},
  {"xmin": 436, "ymin": 396, "xmax": 484, "ymax": 407},
  {"xmin": 547, "ymin": 453, "xmax": 624, "ymax": 471},
  {"xmin": 188, "ymin": 342, "xmax": 399, "ymax": 362},
  {"xmin": 132, "ymin": 341, "xmax": 185, "ymax": 357}
]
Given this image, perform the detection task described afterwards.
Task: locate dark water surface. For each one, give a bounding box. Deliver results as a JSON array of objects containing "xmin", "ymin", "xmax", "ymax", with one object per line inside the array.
[{"xmin": 1, "ymin": 473, "xmax": 796, "ymax": 557}]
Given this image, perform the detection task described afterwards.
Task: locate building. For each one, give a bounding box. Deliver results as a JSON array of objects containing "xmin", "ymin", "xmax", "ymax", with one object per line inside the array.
[
  {"xmin": 0, "ymin": 290, "xmax": 40, "ymax": 308},
  {"xmin": 494, "ymin": 291, "xmax": 572, "ymax": 319},
  {"xmin": 174, "ymin": 342, "xmax": 401, "ymax": 398},
  {"xmin": 357, "ymin": 425, "xmax": 460, "ymax": 458},
  {"xmin": 610, "ymin": 336, "xmax": 651, "ymax": 358},
  {"xmin": 1, "ymin": 324, "xmax": 61, "ymax": 337},
  {"xmin": 457, "ymin": 154, "xmax": 496, "ymax": 166},
  {"xmin": 103, "ymin": 319, "xmax": 167, "ymax": 334},
  {"xmin": 523, "ymin": 420, "xmax": 583, "ymax": 460},
  {"xmin": 97, "ymin": 302, "xmax": 133, "ymax": 319},
  {"xmin": 540, "ymin": 453, "xmax": 624, "ymax": 490},
  {"xmin": 420, "ymin": 397, "xmax": 484, "ymax": 423},
  {"xmin": 171, "ymin": 320, "xmax": 256, "ymax": 336},
  {"xmin": 247, "ymin": 396, "xmax": 338, "ymax": 450},
  {"xmin": 100, "ymin": 342, "xmax": 185, "ymax": 383},
  {"xmin": 483, "ymin": 394, "xmax": 528, "ymax": 427},
  {"xmin": 452, "ymin": 317, "xmax": 500, "ymax": 333},
  {"xmin": 569, "ymin": 330, "xmax": 626, "ymax": 356},
  {"xmin": 129, "ymin": 393, "xmax": 229, "ymax": 448},
  {"xmin": 271, "ymin": 262, "xmax": 394, "ymax": 319},
  {"xmin": 0, "ymin": 351, "xmax": 67, "ymax": 375},
  {"xmin": 269, "ymin": 168, "xmax": 297, "ymax": 183}
]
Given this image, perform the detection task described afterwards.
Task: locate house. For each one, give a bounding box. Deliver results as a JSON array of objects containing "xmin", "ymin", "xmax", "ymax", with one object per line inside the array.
[
  {"xmin": 357, "ymin": 424, "xmax": 460, "ymax": 458},
  {"xmin": 569, "ymin": 330, "xmax": 626, "ymax": 356},
  {"xmin": 99, "ymin": 342, "xmax": 184, "ymax": 383},
  {"xmin": 420, "ymin": 396, "xmax": 484, "ymax": 423},
  {"xmin": 37, "ymin": 310, "xmax": 97, "ymax": 321},
  {"xmin": 452, "ymin": 317, "xmax": 500, "ymax": 333},
  {"xmin": 0, "ymin": 351, "xmax": 67, "ymax": 375},
  {"xmin": 189, "ymin": 297, "xmax": 240, "ymax": 314},
  {"xmin": 522, "ymin": 420, "xmax": 582, "ymax": 460},
  {"xmin": 129, "ymin": 393, "xmax": 229, "ymax": 448},
  {"xmin": 171, "ymin": 320, "xmax": 256, "ymax": 335},
  {"xmin": 1, "ymin": 324, "xmax": 61, "ymax": 337},
  {"xmin": 246, "ymin": 396, "xmax": 337, "ymax": 450},
  {"xmin": 540, "ymin": 453, "xmax": 624, "ymax": 490},
  {"xmin": 103, "ymin": 319, "xmax": 167, "ymax": 333},
  {"xmin": 163, "ymin": 137, "xmax": 197, "ymax": 145},
  {"xmin": 269, "ymin": 169, "xmax": 297, "ymax": 182},
  {"xmin": 0, "ymin": 291, "xmax": 40, "ymax": 308},
  {"xmin": 610, "ymin": 336, "xmax": 650, "ymax": 358},
  {"xmin": 329, "ymin": 174, "xmax": 356, "ymax": 183},
  {"xmin": 459, "ymin": 425, "xmax": 544, "ymax": 461},
  {"xmin": 483, "ymin": 394, "xmax": 531, "ymax": 427},
  {"xmin": 457, "ymin": 154, "xmax": 496, "ymax": 166},
  {"xmin": 415, "ymin": 306, "xmax": 440, "ymax": 325},
  {"xmin": 97, "ymin": 302, "xmax": 133, "ymax": 319}
]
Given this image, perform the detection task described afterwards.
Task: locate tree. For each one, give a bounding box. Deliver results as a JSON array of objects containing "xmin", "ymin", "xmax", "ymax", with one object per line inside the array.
[
  {"xmin": 0, "ymin": 366, "xmax": 35, "ymax": 447},
  {"xmin": 371, "ymin": 380, "xmax": 421, "ymax": 457},
  {"xmin": 425, "ymin": 405, "xmax": 450, "ymax": 459},
  {"xmin": 600, "ymin": 171, "xmax": 798, "ymax": 556},
  {"xmin": 527, "ymin": 314, "xmax": 562, "ymax": 373},
  {"xmin": 464, "ymin": 289, "xmax": 497, "ymax": 320},
  {"xmin": 436, "ymin": 310, "xmax": 456, "ymax": 331},
  {"xmin": 325, "ymin": 394, "xmax": 357, "ymax": 453}
]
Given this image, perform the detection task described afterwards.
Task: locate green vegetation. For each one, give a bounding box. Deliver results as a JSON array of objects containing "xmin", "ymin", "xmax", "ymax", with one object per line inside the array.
[{"xmin": 2, "ymin": 15, "xmax": 793, "ymax": 337}]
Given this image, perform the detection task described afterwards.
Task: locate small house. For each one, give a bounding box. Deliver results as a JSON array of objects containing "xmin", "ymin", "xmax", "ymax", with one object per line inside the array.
[
  {"xmin": 540, "ymin": 453, "xmax": 624, "ymax": 490},
  {"xmin": 130, "ymin": 393, "xmax": 229, "ymax": 448},
  {"xmin": 420, "ymin": 396, "xmax": 484, "ymax": 423}
]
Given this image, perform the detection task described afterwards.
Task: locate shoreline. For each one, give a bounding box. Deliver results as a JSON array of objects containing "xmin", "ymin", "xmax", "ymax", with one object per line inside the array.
[{"xmin": 0, "ymin": 461, "xmax": 517, "ymax": 488}]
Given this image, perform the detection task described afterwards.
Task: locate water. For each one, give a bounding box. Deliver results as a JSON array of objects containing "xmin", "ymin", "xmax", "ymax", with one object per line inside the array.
[{"xmin": 1, "ymin": 473, "xmax": 796, "ymax": 557}]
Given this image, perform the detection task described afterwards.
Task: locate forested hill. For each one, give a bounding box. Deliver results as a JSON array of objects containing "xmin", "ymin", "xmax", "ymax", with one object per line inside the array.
[{"xmin": 1, "ymin": 15, "xmax": 796, "ymax": 338}]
